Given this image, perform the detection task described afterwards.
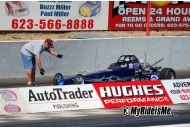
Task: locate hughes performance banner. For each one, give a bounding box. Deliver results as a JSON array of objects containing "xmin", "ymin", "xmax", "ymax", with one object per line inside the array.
[
  {"xmin": 108, "ymin": 1, "xmax": 190, "ymax": 30},
  {"xmin": 0, "ymin": 1, "xmax": 109, "ymax": 31},
  {"xmin": 93, "ymin": 80, "xmax": 174, "ymax": 108}
]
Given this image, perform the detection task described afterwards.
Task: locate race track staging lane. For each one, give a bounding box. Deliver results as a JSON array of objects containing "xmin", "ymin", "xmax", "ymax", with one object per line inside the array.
[
  {"xmin": 0, "ymin": 104, "xmax": 190, "ymax": 127},
  {"xmin": 24, "ymin": 114, "xmax": 190, "ymax": 127}
]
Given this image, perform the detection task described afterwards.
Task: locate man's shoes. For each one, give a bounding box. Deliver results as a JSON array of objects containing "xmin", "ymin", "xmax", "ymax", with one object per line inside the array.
[
  {"xmin": 27, "ymin": 82, "xmax": 33, "ymax": 87},
  {"xmin": 27, "ymin": 82, "xmax": 38, "ymax": 87},
  {"xmin": 32, "ymin": 82, "xmax": 38, "ymax": 86}
]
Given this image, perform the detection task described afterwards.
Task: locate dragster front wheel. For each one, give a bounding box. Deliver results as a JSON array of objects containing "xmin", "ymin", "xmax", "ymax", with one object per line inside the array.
[
  {"xmin": 74, "ymin": 74, "xmax": 84, "ymax": 84},
  {"xmin": 53, "ymin": 73, "xmax": 63, "ymax": 85}
]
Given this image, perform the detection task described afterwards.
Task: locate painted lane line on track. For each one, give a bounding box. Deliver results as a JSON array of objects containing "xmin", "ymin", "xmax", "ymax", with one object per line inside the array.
[
  {"xmin": 8, "ymin": 116, "xmax": 49, "ymax": 121},
  {"xmin": 0, "ymin": 121, "xmax": 10, "ymax": 123},
  {"xmin": 148, "ymin": 123, "xmax": 190, "ymax": 127}
]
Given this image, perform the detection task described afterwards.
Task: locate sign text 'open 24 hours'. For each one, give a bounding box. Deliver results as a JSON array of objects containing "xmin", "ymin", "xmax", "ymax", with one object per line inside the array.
[
  {"xmin": 108, "ymin": 1, "xmax": 190, "ymax": 30},
  {"xmin": 1, "ymin": 1, "xmax": 109, "ymax": 30}
]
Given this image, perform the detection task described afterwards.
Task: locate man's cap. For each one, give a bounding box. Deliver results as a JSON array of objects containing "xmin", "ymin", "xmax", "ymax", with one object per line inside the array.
[{"xmin": 45, "ymin": 38, "xmax": 54, "ymax": 47}]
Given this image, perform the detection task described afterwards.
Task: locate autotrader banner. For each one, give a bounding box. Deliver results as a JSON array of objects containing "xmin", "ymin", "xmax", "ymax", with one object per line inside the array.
[
  {"xmin": 18, "ymin": 85, "xmax": 104, "ymax": 113},
  {"xmin": 0, "ymin": 1, "xmax": 108, "ymax": 31},
  {"xmin": 108, "ymin": 1, "xmax": 190, "ymax": 30}
]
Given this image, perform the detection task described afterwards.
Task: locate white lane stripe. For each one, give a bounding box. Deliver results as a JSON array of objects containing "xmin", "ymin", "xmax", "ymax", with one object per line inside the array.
[
  {"xmin": 0, "ymin": 121, "xmax": 10, "ymax": 123},
  {"xmin": 148, "ymin": 123, "xmax": 190, "ymax": 127}
]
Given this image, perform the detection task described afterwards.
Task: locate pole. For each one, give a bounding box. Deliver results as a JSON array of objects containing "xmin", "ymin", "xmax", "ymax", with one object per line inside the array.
[{"xmin": 146, "ymin": 1, "xmax": 151, "ymax": 36}]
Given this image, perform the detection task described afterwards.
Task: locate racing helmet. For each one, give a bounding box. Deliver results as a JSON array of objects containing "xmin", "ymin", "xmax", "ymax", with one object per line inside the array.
[
  {"xmin": 124, "ymin": 57, "xmax": 130, "ymax": 64},
  {"xmin": 124, "ymin": 57, "xmax": 130, "ymax": 62},
  {"xmin": 130, "ymin": 56, "xmax": 137, "ymax": 62}
]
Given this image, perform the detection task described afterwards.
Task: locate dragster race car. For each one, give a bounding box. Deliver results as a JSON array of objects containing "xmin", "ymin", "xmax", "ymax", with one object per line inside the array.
[{"xmin": 53, "ymin": 55, "xmax": 176, "ymax": 86}]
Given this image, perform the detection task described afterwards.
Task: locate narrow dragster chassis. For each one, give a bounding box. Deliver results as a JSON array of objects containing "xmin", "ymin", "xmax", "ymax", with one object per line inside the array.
[{"xmin": 53, "ymin": 55, "xmax": 176, "ymax": 86}]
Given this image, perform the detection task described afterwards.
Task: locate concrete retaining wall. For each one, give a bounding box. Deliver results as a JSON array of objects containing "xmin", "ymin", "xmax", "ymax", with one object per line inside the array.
[{"xmin": 0, "ymin": 36, "xmax": 190, "ymax": 79}]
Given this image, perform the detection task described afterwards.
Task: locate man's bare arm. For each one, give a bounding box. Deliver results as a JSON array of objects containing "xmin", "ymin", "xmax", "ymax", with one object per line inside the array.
[
  {"xmin": 49, "ymin": 49, "xmax": 63, "ymax": 58},
  {"xmin": 49, "ymin": 49, "xmax": 58, "ymax": 56},
  {"xmin": 35, "ymin": 56, "xmax": 43, "ymax": 69},
  {"xmin": 36, "ymin": 56, "xmax": 45, "ymax": 75}
]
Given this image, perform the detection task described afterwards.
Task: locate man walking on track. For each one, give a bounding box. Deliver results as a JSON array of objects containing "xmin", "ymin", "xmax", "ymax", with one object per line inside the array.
[{"xmin": 20, "ymin": 38, "xmax": 63, "ymax": 87}]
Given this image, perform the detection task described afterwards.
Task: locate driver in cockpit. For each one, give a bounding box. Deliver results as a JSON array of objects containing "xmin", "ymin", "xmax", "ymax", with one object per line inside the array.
[{"xmin": 121, "ymin": 57, "xmax": 130, "ymax": 68}]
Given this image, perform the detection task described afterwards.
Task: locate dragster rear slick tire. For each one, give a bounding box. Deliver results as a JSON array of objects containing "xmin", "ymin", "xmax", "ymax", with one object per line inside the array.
[{"xmin": 160, "ymin": 68, "xmax": 176, "ymax": 80}]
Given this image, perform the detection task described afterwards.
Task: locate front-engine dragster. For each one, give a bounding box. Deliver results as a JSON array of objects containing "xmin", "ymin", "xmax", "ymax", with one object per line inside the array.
[{"xmin": 53, "ymin": 55, "xmax": 176, "ymax": 86}]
